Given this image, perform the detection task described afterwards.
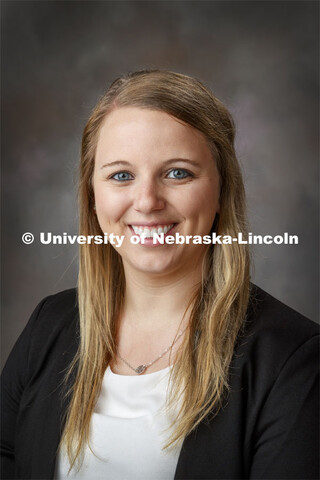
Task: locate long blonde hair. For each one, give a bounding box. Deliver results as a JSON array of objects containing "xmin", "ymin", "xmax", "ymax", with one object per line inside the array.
[{"xmin": 61, "ymin": 70, "xmax": 250, "ymax": 469}]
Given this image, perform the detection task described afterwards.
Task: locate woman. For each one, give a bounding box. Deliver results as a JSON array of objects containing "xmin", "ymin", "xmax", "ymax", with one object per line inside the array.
[{"xmin": 1, "ymin": 70, "xmax": 319, "ymax": 480}]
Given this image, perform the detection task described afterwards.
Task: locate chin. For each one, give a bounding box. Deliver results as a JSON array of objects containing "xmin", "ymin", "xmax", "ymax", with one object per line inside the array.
[
  {"xmin": 132, "ymin": 261, "xmax": 174, "ymax": 275},
  {"xmin": 124, "ymin": 253, "xmax": 179, "ymax": 276}
]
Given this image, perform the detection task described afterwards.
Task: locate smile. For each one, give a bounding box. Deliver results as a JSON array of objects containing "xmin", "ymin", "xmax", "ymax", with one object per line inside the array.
[{"xmin": 130, "ymin": 224, "xmax": 175, "ymax": 238}]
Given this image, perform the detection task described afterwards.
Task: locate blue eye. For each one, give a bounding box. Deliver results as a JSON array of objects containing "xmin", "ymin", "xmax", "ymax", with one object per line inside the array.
[
  {"xmin": 111, "ymin": 171, "xmax": 133, "ymax": 181},
  {"xmin": 167, "ymin": 169, "xmax": 191, "ymax": 179}
]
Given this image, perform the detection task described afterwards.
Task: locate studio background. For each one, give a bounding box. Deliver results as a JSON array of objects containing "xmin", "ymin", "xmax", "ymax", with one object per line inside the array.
[{"xmin": 1, "ymin": 0, "xmax": 319, "ymax": 368}]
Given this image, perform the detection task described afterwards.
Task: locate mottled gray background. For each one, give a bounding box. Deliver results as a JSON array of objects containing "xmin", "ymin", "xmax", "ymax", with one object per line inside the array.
[{"xmin": 1, "ymin": 0, "xmax": 319, "ymax": 368}]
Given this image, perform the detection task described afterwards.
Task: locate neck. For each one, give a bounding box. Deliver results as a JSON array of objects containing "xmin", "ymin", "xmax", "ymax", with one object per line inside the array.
[{"xmin": 121, "ymin": 263, "xmax": 203, "ymax": 333}]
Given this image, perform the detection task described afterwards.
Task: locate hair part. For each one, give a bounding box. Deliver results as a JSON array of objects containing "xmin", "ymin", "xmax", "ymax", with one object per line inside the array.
[{"xmin": 60, "ymin": 70, "xmax": 250, "ymax": 470}]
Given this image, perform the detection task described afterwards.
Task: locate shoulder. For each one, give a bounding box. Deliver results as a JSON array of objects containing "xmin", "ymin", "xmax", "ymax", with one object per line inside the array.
[
  {"xmin": 26, "ymin": 288, "xmax": 79, "ymax": 350},
  {"xmin": 13, "ymin": 288, "xmax": 79, "ymax": 370},
  {"xmin": 33, "ymin": 288, "xmax": 78, "ymax": 325},
  {"xmin": 37, "ymin": 287, "xmax": 78, "ymax": 313},
  {"xmin": 232, "ymin": 286, "xmax": 319, "ymax": 478},
  {"xmin": 1, "ymin": 288, "xmax": 79, "ymax": 399},
  {"xmin": 234, "ymin": 283, "xmax": 319, "ymax": 380},
  {"xmin": 22, "ymin": 288, "xmax": 78, "ymax": 339},
  {"xmin": 245, "ymin": 284, "xmax": 318, "ymax": 344}
]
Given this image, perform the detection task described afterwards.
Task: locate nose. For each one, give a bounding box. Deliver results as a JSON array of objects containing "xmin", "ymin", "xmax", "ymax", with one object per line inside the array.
[{"xmin": 133, "ymin": 179, "xmax": 165, "ymax": 213}]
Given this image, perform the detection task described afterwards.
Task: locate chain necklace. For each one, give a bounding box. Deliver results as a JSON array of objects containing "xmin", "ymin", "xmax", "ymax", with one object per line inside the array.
[{"xmin": 117, "ymin": 326, "xmax": 187, "ymax": 375}]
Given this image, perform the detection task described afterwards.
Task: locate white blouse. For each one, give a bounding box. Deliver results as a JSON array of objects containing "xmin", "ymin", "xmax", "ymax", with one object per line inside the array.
[{"xmin": 55, "ymin": 365, "xmax": 181, "ymax": 479}]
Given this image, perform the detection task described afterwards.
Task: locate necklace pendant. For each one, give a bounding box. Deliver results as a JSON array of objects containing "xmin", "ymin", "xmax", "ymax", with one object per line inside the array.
[{"xmin": 135, "ymin": 365, "xmax": 147, "ymax": 375}]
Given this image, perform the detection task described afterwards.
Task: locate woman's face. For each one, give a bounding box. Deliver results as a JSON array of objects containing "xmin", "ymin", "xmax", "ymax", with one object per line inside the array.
[{"xmin": 93, "ymin": 107, "xmax": 220, "ymax": 278}]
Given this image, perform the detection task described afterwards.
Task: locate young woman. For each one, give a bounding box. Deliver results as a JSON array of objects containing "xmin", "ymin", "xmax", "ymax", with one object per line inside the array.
[{"xmin": 1, "ymin": 70, "xmax": 319, "ymax": 480}]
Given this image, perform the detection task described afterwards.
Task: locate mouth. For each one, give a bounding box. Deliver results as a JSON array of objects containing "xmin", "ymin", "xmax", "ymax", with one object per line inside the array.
[{"xmin": 130, "ymin": 223, "xmax": 176, "ymax": 238}]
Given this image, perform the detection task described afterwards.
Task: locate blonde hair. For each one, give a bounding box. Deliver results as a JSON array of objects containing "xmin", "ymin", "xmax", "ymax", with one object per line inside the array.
[{"xmin": 61, "ymin": 70, "xmax": 250, "ymax": 469}]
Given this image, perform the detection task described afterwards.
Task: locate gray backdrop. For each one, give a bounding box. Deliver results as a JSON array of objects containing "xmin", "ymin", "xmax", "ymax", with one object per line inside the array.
[{"xmin": 1, "ymin": 0, "xmax": 319, "ymax": 368}]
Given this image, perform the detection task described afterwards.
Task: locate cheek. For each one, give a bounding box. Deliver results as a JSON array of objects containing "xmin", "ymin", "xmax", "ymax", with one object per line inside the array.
[
  {"xmin": 94, "ymin": 186, "xmax": 129, "ymax": 224},
  {"xmin": 184, "ymin": 184, "xmax": 219, "ymax": 221}
]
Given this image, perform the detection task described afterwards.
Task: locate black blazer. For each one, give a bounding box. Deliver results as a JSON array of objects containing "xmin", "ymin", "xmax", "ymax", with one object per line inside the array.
[{"xmin": 1, "ymin": 285, "xmax": 319, "ymax": 480}]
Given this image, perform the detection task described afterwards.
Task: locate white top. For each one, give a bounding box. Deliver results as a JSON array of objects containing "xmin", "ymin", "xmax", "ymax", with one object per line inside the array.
[{"xmin": 55, "ymin": 365, "xmax": 181, "ymax": 479}]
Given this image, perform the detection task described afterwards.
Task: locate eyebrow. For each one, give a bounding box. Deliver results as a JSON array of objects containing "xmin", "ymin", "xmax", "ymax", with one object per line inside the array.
[
  {"xmin": 100, "ymin": 161, "xmax": 131, "ymax": 170},
  {"xmin": 100, "ymin": 158, "xmax": 201, "ymax": 170}
]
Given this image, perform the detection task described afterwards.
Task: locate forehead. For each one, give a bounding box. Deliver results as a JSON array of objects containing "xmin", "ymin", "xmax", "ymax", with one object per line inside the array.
[{"xmin": 95, "ymin": 107, "xmax": 214, "ymax": 164}]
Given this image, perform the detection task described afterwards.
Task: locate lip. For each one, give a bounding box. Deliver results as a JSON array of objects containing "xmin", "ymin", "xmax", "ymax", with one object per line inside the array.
[{"xmin": 127, "ymin": 222, "xmax": 177, "ymax": 227}]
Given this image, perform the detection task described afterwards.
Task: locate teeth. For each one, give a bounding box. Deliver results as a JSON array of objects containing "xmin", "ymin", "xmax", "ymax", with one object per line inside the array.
[
  {"xmin": 163, "ymin": 225, "xmax": 172, "ymax": 234},
  {"xmin": 131, "ymin": 224, "xmax": 174, "ymax": 237}
]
